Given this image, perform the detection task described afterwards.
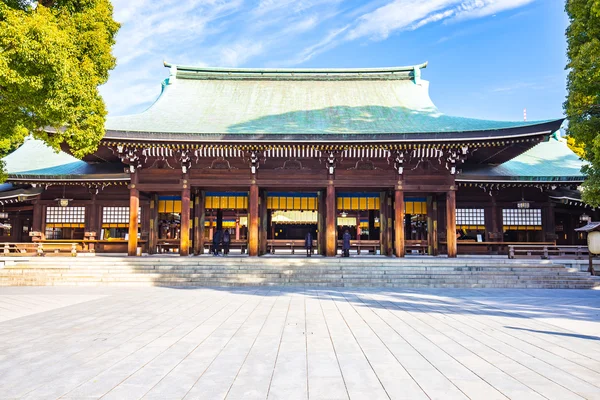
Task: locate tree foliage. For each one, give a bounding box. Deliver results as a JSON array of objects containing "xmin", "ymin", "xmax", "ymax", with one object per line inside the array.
[
  {"xmin": 567, "ymin": 135, "xmax": 586, "ymax": 157},
  {"xmin": 564, "ymin": 0, "xmax": 600, "ymax": 206},
  {"xmin": 0, "ymin": 0, "xmax": 119, "ymax": 169}
]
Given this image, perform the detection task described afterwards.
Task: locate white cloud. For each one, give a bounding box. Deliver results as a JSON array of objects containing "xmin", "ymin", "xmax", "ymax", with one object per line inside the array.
[
  {"xmin": 347, "ymin": 0, "xmax": 535, "ymax": 41},
  {"xmin": 219, "ymin": 41, "xmax": 265, "ymax": 67}
]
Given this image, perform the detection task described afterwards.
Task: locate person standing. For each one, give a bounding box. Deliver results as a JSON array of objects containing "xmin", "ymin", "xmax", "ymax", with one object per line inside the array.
[
  {"xmin": 222, "ymin": 229, "xmax": 231, "ymax": 256},
  {"xmin": 342, "ymin": 229, "xmax": 351, "ymax": 257},
  {"xmin": 213, "ymin": 228, "xmax": 222, "ymax": 256},
  {"xmin": 305, "ymin": 231, "xmax": 313, "ymax": 257}
]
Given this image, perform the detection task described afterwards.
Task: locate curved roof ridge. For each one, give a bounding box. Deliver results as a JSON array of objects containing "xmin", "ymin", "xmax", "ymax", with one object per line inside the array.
[{"xmin": 163, "ymin": 61, "xmax": 428, "ymax": 76}]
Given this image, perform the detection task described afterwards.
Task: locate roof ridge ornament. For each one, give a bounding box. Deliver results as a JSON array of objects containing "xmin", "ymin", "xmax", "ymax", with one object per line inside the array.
[
  {"xmin": 168, "ymin": 63, "xmax": 177, "ymax": 85},
  {"xmin": 413, "ymin": 66, "xmax": 421, "ymax": 85}
]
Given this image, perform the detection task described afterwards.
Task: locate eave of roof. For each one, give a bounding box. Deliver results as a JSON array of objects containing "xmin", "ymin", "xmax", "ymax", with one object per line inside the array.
[{"xmin": 460, "ymin": 135, "xmax": 585, "ymax": 183}]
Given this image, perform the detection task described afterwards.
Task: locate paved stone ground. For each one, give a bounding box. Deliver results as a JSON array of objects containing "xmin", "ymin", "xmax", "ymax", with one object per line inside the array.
[{"xmin": 0, "ymin": 287, "xmax": 599, "ymax": 400}]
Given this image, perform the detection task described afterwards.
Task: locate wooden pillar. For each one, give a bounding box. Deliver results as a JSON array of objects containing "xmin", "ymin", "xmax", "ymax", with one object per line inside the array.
[
  {"xmin": 249, "ymin": 183, "xmax": 259, "ymax": 256},
  {"xmin": 32, "ymin": 200, "xmax": 43, "ymax": 239},
  {"xmin": 446, "ymin": 190, "xmax": 457, "ymax": 258},
  {"xmin": 325, "ymin": 182, "xmax": 336, "ymax": 257},
  {"xmin": 180, "ymin": 181, "xmax": 191, "ymax": 256},
  {"xmin": 259, "ymin": 189, "xmax": 268, "ymax": 255},
  {"xmin": 431, "ymin": 195, "xmax": 439, "ymax": 256},
  {"xmin": 380, "ymin": 191, "xmax": 392, "ymax": 256},
  {"xmin": 128, "ymin": 172, "xmax": 139, "ymax": 256},
  {"xmin": 86, "ymin": 193, "xmax": 98, "ymax": 253},
  {"xmin": 193, "ymin": 190, "xmax": 205, "ymax": 255},
  {"xmin": 356, "ymin": 214, "xmax": 361, "ymax": 240},
  {"xmin": 394, "ymin": 188, "xmax": 405, "ymax": 257},
  {"xmin": 487, "ymin": 193, "xmax": 502, "ymax": 242},
  {"xmin": 148, "ymin": 194, "xmax": 158, "ymax": 254},
  {"xmin": 386, "ymin": 192, "xmax": 393, "ymax": 256},
  {"xmin": 543, "ymin": 202, "xmax": 556, "ymax": 244},
  {"xmin": 317, "ymin": 190, "xmax": 325, "ymax": 255},
  {"xmin": 235, "ymin": 218, "xmax": 240, "ymax": 241}
]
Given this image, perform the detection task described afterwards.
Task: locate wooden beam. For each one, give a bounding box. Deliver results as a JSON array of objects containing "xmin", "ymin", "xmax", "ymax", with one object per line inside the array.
[
  {"xmin": 128, "ymin": 173, "xmax": 139, "ymax": 256},
  {"xmin": 148, "ymin": 194, "xmax": 158, "ymax": 254},
  {"xmin": 248, "ymin": 183, "xmax": 259, "ymax": 256},
  {"xmin": 180, "ymin": 182, "xmax": 191, "ymax": 256},
  {"xmin": 193, "ymin": 190, "xmax": 205, "ymax": 255},
  {"xmin": 394, "ymin": 189, "xmax": 405, "ymax": 257},
  {"xmin": 325, "ymin": 182, "xmax": 336, "ymax": 257},
  {"xmin": 446, "ymin": 190, "xmax": 457, "ymax": 258}
]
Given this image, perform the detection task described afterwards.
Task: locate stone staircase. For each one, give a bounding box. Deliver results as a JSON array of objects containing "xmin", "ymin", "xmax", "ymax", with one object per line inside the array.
[{"xmin": 1, "ymin": 257, "xmax": 600, "ymax": 288}]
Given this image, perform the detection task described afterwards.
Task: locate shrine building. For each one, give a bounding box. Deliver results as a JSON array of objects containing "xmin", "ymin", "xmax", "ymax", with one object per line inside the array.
[{"xmin": 0, "ymin": 62, "xmax": 591, "ymax": 257}]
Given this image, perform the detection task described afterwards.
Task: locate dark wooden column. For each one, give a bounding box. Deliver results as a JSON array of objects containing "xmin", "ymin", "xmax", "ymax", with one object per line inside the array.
[
  {"xmin": 430, "ymin": 195, "xmax": 439, "ymax": 256},
  {"xmin": 148, "ymin": 194, "xmax": 158, "ymax": 254},
  {"xmin": 86, "ymin": 193, "xmax": 98, "ymax": 253},
  {"xmin": 249, "ymin": 183, "xmax": 259, "ymax": 256},
  {"xmin": 379, "ymin": 192, "xmax": 387, "ymax": 255},
  {"xmin": 543, "ymin": 202, "xmax": 557, "ymax": 243},
  {"xmin": 32, "ymin": 200, "xmax": 43, "ymax": 239},
  {"xmin": 128, "ymin": 172, "xmax": 140, "ymax": 256},
  {"xmin": 486, "ymin": 193, "xmax": 502, "ymax": 242},
  {"xmin": 193, "ymin": 190, "xmax": 205, "ymax": 255},
  {"xmin": 259, "ymin": 189, "xmax": 268, "ymax": 255},
  {"xmin": 394, "ymin": 188, "xmax": 405, "ymax": 257},
  {"xmin": 325, "ymin": 182, "xmax": 336, "ymax": 257},
  {"xmin": 180, "ymin": 179, "xmax": 191, "ymax": 256},
  {"xmin": 446, "ymin": 190, "xmax": 457, "ymax": 258},
  {"xmin": 317, "ymin": 190, "xmax": 325, "ymax": 255}
]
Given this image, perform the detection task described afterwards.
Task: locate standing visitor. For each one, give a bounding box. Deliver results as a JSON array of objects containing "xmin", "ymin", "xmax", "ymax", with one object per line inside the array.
[
  {"xmin": 305, "ymin": 231, "xmax": 313, "ymax": 257},
  {"xmin": 213, "ymin": 228, "xmax": 222, "ymax": 256},
  {"xmin": 343, "ymin": 230, "xmax": 351, "ymax": 257},
  {"xmin": 222, "ymin": 229, "xmax": 231, "ymax": 256}
]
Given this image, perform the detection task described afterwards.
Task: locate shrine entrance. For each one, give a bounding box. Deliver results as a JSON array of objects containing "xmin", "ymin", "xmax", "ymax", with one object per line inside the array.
[
  {"xmin": 266, "ymin": 193, "xmax": 320, "ymax": 254},
  {"xmin": 404, "ymin": 197, "xmax": 429, "ymax": 255}
]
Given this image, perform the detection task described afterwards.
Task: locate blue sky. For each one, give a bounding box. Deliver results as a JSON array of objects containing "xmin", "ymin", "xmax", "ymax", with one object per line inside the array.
[{"xmin": 101, "ymin": 0, "xmax": 568, "ymax": 123}]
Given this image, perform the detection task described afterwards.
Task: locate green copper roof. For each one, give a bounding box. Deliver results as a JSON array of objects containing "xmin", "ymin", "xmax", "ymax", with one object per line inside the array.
[
  {"xmin": 461, "ymin": 135, "xmax": 585, "ymax": 182},
  {"xmin": 104, "ymin": 62, "xmax": 561, "ymax": 139},
  {"xmin": 3, "ymin": 138, "xmax": 128, "ymax": 181}
]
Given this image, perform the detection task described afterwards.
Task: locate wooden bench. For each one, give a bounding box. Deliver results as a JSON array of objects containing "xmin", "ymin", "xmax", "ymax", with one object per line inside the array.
[
  {"xmin": 204, "ymin": 240, "xmax": 247, "ymax": 254},
  {"xmin": 405, "ymin": 240, "xmax": 428, "ymax": 255},
  {"xmin": 268, "ymin": 239, "xmax": 316, "ymax": 254},
  {"xmin": 338, "ymin": 240, "xmax": 380, "ymax": 255},
  {"xmin": 157, "ymin": 240, "xmax": 180, "ymax": 253},
  {"xmin": 508, "ymin": 244, "xmax": 588, "ymax": 259}
]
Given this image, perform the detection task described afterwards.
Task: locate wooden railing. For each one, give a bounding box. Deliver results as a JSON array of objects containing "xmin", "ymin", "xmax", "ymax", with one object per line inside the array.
[
  {"xmin": 508, "ymin": 245, "xmax": 589, "ymax": 259},
  {"xmin": 1, "ymin": 242, "xmax": 78, "ymax": 256}
]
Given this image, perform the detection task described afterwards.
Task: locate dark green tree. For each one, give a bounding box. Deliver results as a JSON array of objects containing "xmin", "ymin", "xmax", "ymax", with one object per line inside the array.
[
  {"xmin": 0, "ymin": 0, "xmax": 119, "ymax": 179},
  {"xmin": 564, "ymin": 0, "xmax": 600, "ymax": 206}
]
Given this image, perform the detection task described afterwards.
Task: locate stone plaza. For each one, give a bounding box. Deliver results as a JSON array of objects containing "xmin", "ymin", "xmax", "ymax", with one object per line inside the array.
[{"xmin": 1, "ymin": 286, "xmax": 600, "ymax": 399}]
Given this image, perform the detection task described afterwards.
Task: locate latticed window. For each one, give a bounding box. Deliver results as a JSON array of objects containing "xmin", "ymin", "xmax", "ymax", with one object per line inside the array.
[
  {"xmin": 502, "ymin": 209, "xmax": 542, "ymax": 230},
  {"xmin": 102, "ymin": 207, "xmax": 141, "ymax": 228},
  {"xmin": 456, "ymin": 209, "xmax": 485, "ymax": 228},
  {"xmin": 46, "ymin": 206, "xmax": 85, "ymax": 228}
]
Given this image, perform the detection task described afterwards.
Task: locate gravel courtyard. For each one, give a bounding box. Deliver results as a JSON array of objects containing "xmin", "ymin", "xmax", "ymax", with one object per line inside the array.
[{"xmin": 1, "ymin": 287, "xmax": 599, "ymax": 400}]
